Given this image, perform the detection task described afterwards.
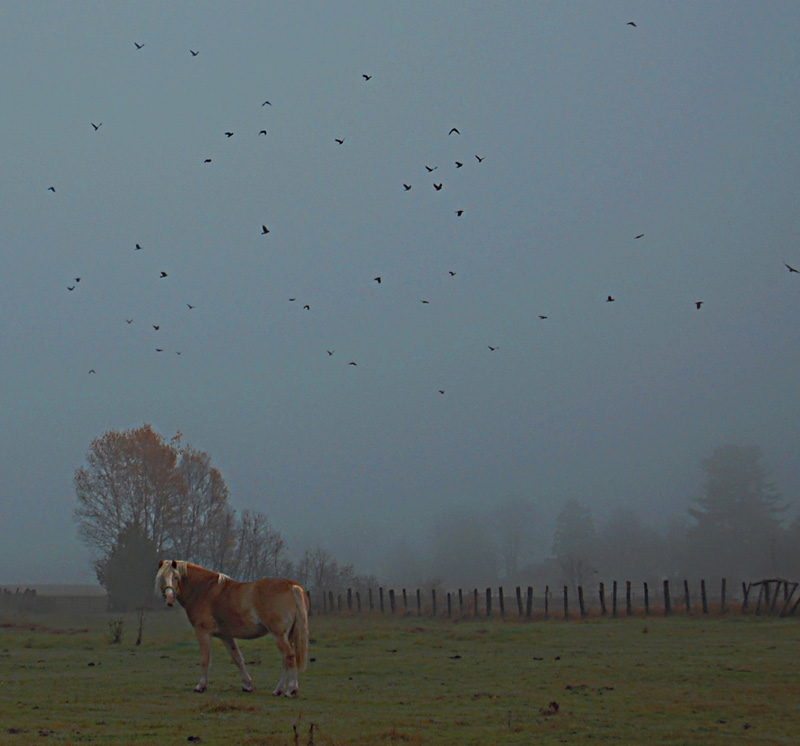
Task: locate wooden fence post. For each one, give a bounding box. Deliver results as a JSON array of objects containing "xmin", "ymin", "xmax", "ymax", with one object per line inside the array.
[
  {"xmin": 663, "ymin": 580, "xmax": 670, "ymax": 616},
  {"xmin": 379, "ymin": 587, "xmax": 385, "ymax": 613},
  {"xmin": 336, "ymin": 593, "xmax": 341, "ymax": 613},
  {"xmin": 416, "ymin": 588, "xmax": 422, "ymax": 616},
  {"xmin": 626, "ymin": 581, "xmax": 632, "ymax": 616},
  {"xmin": 486, "ymin": 588, "xmax": 492, "ymax": 617},
  {"xmin": 526, "ymin": 586, "xmax": 533, "ymax": 619},
  {"xmin": 578, "ymin": 586, "xmax": 586, "ymax": 618},
  {"xmin": 369, "ymin": 587, "xmax": 374, "ymax": 612},
  {"xmin": 498, "ymin": 587, "xmax": 505, "ymax": 618},
  {"xmin": 563, "ymin": 586, "xmax": 569, "ymax": 619},
  {"xmin": 742, "ymin": 582, "xmax": 750, "ymax": 613},
  {"xmin": 545, "ymin": 585, "xmax": 550, "ymax": 620},
  {"xmin": 612, "ymin": 580, "xmax": 618, "ymax": 617},
  {"xmin": 473, "ymin": 588, "xmax": 479, "ymax": 618},
  {"xmin": 720, "ymin": 578, "xmax": 726, "ymax": 614},
  {"xmin": 356, "ymin": 590, "xmax": 362, "ymax": 613},
  {"xmin": 643, "ymin": 582, "xmax": 649, "ymax": 615},
  {"xmin": 347, "ymin": 588, "xmax": 352, "ymax": 612},
  {"xmin": 458, "ymin": 588, "xmax": 464, "ymax": 617},
  {"xmin": 683, "ymin": 579, "xmax": 690, "ymax": 614},
  {"xmin": 447, "ymin": 592, "xmax": 452, "ymax": 618},
  {"xmin": 599, "ymin": 582, "xmax": 607, "ymax": 616},
  {"xmin": 389, "ymin": 588, "xmax": 396, "ymax": 614},
  {"xmin": 431, "ymin": 589, "xmax": 437, "ymax": 617},
  {"xmin": 403, "ymin": 588, "xmax": 408, "ymax": 615},
  {"xmin": 700, "ymin": 580, "xmax": 708, "ymax": 615},
  {"xmin": 516, "ymin": 586, "xmax": 523, "ymax": 617}
]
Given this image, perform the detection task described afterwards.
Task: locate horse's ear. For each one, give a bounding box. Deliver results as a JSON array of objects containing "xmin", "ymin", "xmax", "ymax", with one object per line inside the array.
[
  {"xmin": 158, "ymin": 560, "xmax": 164, "ymax": 568},
  {"xmin": 171, "ymin": 560, "xmax": 178, "ymax": 568}
]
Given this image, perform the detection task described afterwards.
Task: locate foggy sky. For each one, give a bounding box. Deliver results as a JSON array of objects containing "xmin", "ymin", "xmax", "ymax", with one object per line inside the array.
[{"xmin": 2, "ymin": 2, "xmax": 799, "ymax": 584}]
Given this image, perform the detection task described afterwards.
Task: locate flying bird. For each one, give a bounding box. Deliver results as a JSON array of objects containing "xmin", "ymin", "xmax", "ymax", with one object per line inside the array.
[
  {"xmin": 455, "ymin": 210, "xmax": 464, "ymax": 216},
  {"xmin": 475, "ymin": 155, "xmax": 484, "ymax": 162},
  {"xmin": 695, "ymin": 301, "xmax": 703, "ymax": 309},
  {"xmin": 488, "ymin": 345, "xmax": 499, "ymax": 351},
  {"xmin": 186, "ymin": 304, "xmax": 195, "ymax": 309},
  {"xmin": 539, "ymin": 315, "xmax": 548, "ymax": 320},
  {"xmin": 91, "ymin": 122, "xmax": 102, "ymax": 130},
  {"xmin": 125, "ymin": 319, "xmax": 133, "ymax": 324},
  {"xmin": 425, "ymin": 165, "xmax": 438, "ymax": 172},
  {"xmin": 783, "ymin": 261, "xmax": 799, "ymax": 273},
  {"xmin": 67, "ymin": 285, "xmax": 75, "ymax": 291},
  {"xmin": 438, "ymin": 390, "xmax": 445, "ymax": 394},
  {"xmin": 449, "ymin": 128, "xmax": 460, "ymax": 135},
  {"xmin": 88, "ymin": 369, "xmax": 96, "ymax": 374},
  {"xmin": 153, "ymin": 325, "xmax": 160, "ymax": 330},
  {"xmin": 421, "ymin": 300, "xmax": 430, "ymax": 304},
  {"xmin": 362, "ymin": 74, "xmax": 372, "ymax": 81},
  {"xmin": 204, "ymin": 158, "xmax": 211, "ymax": 163},
  {"xmin": 303, "ymin": 304, "xmax": 310, "ymax": 310},
  {"xmin": 189, "ymin": 49, "xmax": 199, "ymax": 56},
  {"xmin": 134, "ymin": 42, "xmax": 144, "ymax": 49},
  {"xmin": 433, "ymin": 183, "xmax": 443, "ymax": 191},
  {"xmin": 448, "ymin": 271, "xmax": 456, "ymax": 276},
  {"xmin": 606, "ymin": 295, "xmax": 615, "ymax": 302},
  {"xmin": 75, "ymin": 277, "xmax": 81, "ymax": 283},
  {"xmin": 634, "ymin": 234, "xmax": 644, "ymax": 239},
  {"xmin": 334, "ymin": 138, "xmax": 345, "ymax": 145},
  {"xmin": 160, "ymin": 271, "xmax": 168, "ymax": 278},
  {"xmin": 262, "ymin": 100, "xmax": 272, "ymax": 106},
  {"xmin": 224, "ymin": 132, "xmax": 234, "ymax": 137},
  {"xmin": 261, "ymin": 225, "xmax": 270, "ymax": 235},
  {"xmin": 455, "ymin": 161, "xmax": 463, "ymax": 168},
  {"xmin": 374, "ymin": 276, "xmax": 381, "ymax": 284},
  {"xmin": 403, "ymin": 184, "xmax": 411, "ymax": 191},
  {"xmin": 135, "ymin": 243, "xmax": 143, "ymax": 250},
  {"xmin": 348, "ymin": 361, "xmax": 357, "ymax": 366},
  {"xmin": 47, "ymin": 186, "xmax": 55, "ymax": 192},
  {"xmin": 626, "ymin": 21, "xmax": 637, "ymax": 27},
  {"xmin": 155, "ymin": 348, "xmax": 164, "ymax": 353},
  {"xmin": 327, "ymin": 350, "xmax": 334, "ymax": 356},
  {"xmin": 259, "ymin": 130, "xmax": 267, "ymax": 135}
]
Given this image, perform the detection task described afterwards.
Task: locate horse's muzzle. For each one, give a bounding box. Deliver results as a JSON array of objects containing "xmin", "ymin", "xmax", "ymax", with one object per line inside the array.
[{"xmin": 164, "ymin": 588, "xmax": 176, "ymax": 606}]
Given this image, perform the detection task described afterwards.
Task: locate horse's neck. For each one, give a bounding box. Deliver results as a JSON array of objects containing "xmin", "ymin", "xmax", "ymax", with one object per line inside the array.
[{"xmin": 182, "ymin": 564, "xmax": 226, "ymax": 599}]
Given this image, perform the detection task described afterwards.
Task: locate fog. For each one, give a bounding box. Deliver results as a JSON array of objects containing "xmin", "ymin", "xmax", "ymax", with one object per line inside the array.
[{"xmin": 2, "ymin": 2, "xmax": 799, "ymax": 585}]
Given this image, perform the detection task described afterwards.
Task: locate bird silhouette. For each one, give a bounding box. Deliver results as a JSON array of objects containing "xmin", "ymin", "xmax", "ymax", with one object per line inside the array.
[
  {"xmin": 47, "ymin": 186, "xmax": 55, "ymax": 192},
  {"xmin": 75, "ymin": 277, "xmax": 81, "ymax": 283},
  {"xmin": 262, "ymin": 100, "xmax": 272, "ymax": 106},
  {"xmin": 539, "ymin": 315, "xmax": 548, "ymax": 320},
  {"xmin": 327, "ymin": 350, "xmax": 334, "ymax": 356},
  {"xmin": 695, "ymin": 301, "xmax": 703, "ymax": 309},
  {"xmin": 187, "ymin": 304, "xmax": 195, "ymax": 309},
  {"xmin": 348, "ymin": 361, "xmax": 357, "ymax": 366},
  {"xmin": 362, "ymin": 74, "xmax": 372, "ymax": 81},
  {"xmin": 153, "ymin": 325, "xmax": 160, "ymax": 330},
  {"xmin": 438, "ymin": 390, "xmax": 445, "ymax": 394},
  {"xmin": 455, "ymin": 210, "xmax": 463, "ymax": 216},
  {"xmin": 403, "ymin": 184, "xmax": 412, "ymax": 191},
  {"xmin": 134, "ymin": 42, "xmax": 144, "ymax": 49},
  {"xmin": 224, "ymin": 132, "xmax": 234, "ymax": 137},
  {"xmin": 374, "ymin": 276, "xmax": 381, "ymax": 284},
  {"xmin": 421, "ymin": 300, "xmax": 430, "ymax": 304},
  {"xmin": 155, "ymin": 348, "xmax": 164, "ymax": 352},
  {"xmin": 126, "ymin": 319, "xmax": 133, "ymax": 324},
  {"xmin": 783, "ymin": 261, "xmax": 799, "ymax": 273},
  {"xmin": 626, "ymin": 21, "xmax": 637, "ymax": 27},
  {"xmin": 303, "ymin": 304, "xmax": 310, "ymax": 310},
  {"xmin": 204, "ymin": 158, "xmax": 211, "ymax": 163},
  {"xmin": 634, "ymin": 234, "xmax": 644, "ymax": 239},
  {"xmin": 606, "ymin": 295, "xmax": 615, "ymax": 302},
  {"xmin": 135, "ymin": 243, "xmax": 143, "ymax": 250},
  {"xmin": 91, "ymin": 122, "xmax": 102, "ymax": 130},
  {"xmin": 433, "ymin": 183, "xmax": 443, "ymax": 191},
  {"xmin": 261, "ymin": 225, "xmax": 270, "ymax": 235},
  {"xmin": 160, "ymin": 271, "xmax": 168, "ymax": 278},
  {"xmin": 67, "ymin": 285, "xmax": 75, "ymax": 291},
  {"xmin": 190, "ymin": 49, "xmax": 199, "ymax": 56},
  {"xmin": 449, "ymin": 128, "xmax": 460, "ymax": 135},
  {"xmin": 455, "ymin": 161, "xmax": 463, "ymax": 168},
  {"xmin": 475, "ymin": 155, "xmax": 484, "ymax": 162},
  {"xmin": 88, "ymin": 369, "xmax": 96, "ymax": 374},
  {"xmin": 334, "ymin": 138, "xmax": 345, "ymax": 145},
  {"xmin": 425, "ymin": 165, "xmax": 438, "ymax": 172},
  {"xmin": 488, "ymin": 345, "xmax": 499, "ymax": 351},
  {"xmin": 259, "ymin": 130, "xmax": 267, "ymax": 135},
  {"xmin": 448, "ymin": 271, "xmax": 456, "ymax": 276}
]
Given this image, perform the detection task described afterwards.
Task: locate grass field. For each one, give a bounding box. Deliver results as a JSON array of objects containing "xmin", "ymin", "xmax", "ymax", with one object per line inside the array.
[{"xmin": 1, "ymin": 609, "xmax": 798, "ymax": 745}]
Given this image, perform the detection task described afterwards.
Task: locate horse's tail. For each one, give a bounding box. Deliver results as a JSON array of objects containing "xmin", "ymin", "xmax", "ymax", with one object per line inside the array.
[{"xmin": 290, "ymin": 584, "xmax": 310, "ymax": 672}]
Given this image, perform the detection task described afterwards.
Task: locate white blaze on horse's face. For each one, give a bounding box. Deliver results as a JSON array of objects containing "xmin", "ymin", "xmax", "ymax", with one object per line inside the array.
[{"xmin": 158, "ymin": 560, "xmax": 181, "ymax": 607}]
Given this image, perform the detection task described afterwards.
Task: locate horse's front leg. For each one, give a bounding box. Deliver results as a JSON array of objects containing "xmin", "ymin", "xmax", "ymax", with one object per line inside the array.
[
  {"xmin": 194, "ymin": 628, "xmax": 212, "ymax": 693},
  {"xmin": 220, "ymin": 636, "xmax": 253, "ymax": 692}
]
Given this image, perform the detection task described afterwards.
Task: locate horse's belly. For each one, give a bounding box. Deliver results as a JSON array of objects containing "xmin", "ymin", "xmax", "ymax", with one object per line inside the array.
[{"xmin": 214, "ymin": 616, "xmax": 268, "ymax": 639}]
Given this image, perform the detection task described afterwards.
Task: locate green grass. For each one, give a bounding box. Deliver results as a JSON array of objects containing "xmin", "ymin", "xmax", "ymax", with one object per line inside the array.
[{"xmin": 1, "ymin": 610, "xmax": 799, "ymax": 745}]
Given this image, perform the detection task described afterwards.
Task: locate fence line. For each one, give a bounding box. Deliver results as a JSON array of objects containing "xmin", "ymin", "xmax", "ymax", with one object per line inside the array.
[{"xmin": 313, "ymin": 577, "xmax": 800, "ymax": 620}]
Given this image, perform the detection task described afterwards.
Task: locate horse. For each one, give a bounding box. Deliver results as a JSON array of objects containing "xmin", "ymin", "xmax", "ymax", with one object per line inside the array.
[{"xmin": 154, "ymin": 560, "xmax": 309, "ymax": 696}]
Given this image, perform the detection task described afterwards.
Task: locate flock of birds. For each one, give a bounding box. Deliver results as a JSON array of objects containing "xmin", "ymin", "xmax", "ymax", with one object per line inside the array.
[{"xmin": 47, "ymin": 26, "xmax": 799, "ymax": 391}]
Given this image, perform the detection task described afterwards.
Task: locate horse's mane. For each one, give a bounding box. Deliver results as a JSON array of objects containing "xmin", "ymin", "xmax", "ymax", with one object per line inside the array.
[{"xmin": 155, "ymin": 560, "xmax": 230, "ymax": 594}]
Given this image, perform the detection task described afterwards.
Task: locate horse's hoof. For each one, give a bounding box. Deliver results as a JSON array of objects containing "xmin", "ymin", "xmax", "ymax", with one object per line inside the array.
[
  {"xmin": 272, "ymin": 688, "xmax": 283, "ymax": 697},
  {"xmin": 242, "ymin": 685, "xmax": 253, "ymax": 693},
  {"xmin": 285, "ymin": 688, "xmax": 298, "ymax": 698},
  {"xmin": 194, "ymin": 687, "xmax": 206, "ymax": 693}
]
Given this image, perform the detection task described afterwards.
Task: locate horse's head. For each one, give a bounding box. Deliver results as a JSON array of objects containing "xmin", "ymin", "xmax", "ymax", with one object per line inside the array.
[{"xmin": 156, "ymin": 559, "xmax": 182, "ymax": 607}]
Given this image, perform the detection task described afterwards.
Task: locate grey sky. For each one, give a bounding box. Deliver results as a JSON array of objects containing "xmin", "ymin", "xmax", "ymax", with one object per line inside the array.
[{"xmin": 2, "ymin": 2, "xmax": 799, "ymax": 584}]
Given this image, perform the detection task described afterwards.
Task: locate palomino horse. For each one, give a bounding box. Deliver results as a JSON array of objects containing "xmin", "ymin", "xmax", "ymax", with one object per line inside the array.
[{"xmin": 154, "ymin": 560, "xmax": 309, "ymax": 696}]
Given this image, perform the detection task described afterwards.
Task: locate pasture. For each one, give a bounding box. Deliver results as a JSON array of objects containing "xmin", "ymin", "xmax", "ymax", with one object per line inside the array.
[{"xmin": 1, "ymin": 609, "xmax": 798, "ymax": 745}]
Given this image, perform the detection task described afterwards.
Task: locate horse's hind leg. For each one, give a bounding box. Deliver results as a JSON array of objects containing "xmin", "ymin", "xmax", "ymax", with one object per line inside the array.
[
  {"xmin": 221, "ymin": 636, "xmax": 253, "ymax": 692},
  {"xmin": 272, "ymin": 632, "xmax": 298, "ymax": 697},
  {"xmin": 194, "ymin": 628, "xmax": 213, "ymax": 693}
]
